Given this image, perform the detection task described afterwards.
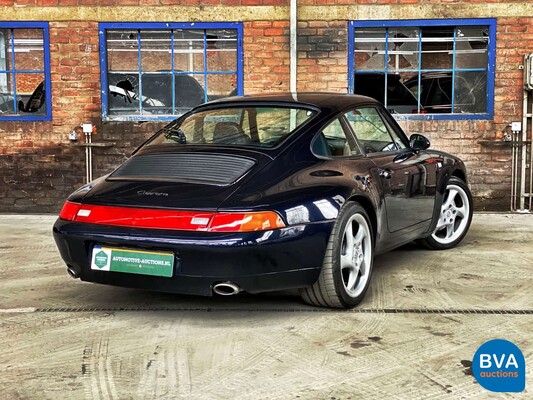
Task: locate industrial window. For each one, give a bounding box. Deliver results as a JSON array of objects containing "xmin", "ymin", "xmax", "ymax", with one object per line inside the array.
[
  {"xmin": 0, "ymin": 22, "xmax": 51, "ymax": 121},
  {"xmin": 99, "ymin": 22, "xmax": 243, "ymax": 121},
  {"xmin": 348, "ymin": 19, "xmax": 496, "ymax": 120}
]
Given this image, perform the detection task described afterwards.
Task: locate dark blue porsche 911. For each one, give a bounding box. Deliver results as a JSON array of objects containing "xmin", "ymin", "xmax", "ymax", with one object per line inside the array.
[{"xmin": 53, "ymin": 93, "xmax": 473, "ymax": 308}]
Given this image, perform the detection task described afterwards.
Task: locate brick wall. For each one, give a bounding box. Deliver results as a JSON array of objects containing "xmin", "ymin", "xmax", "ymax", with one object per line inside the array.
[
  {"xmin": 297, "ymin": 20, "xmax": 347, "ymax": 92},
  {"xmin": 1, "ymin": 2, "xmax": 532, "ymax": 212},
  {"xmin": 244, "ymin": 21, "xmax": 290, "ymax": 93}
]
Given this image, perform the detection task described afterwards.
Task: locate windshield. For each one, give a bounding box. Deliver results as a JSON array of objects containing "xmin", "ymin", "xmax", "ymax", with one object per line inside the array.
[{"xmin": 147, "ymin": 106, "xmax": 318, "ymax": 148}]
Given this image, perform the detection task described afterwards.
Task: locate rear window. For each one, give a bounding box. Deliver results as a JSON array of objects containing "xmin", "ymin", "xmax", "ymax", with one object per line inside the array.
[{"xmin": 147, "ymin": 106, "xmax": 317, "ymax": 148}]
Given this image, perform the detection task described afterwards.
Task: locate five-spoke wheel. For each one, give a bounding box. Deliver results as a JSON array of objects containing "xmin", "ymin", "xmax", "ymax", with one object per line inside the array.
[
  {"xmin": 339, "ymin": 213, "xmax": 372, "ymax": 298},
  {"xmin": 300, "ymin": 202, "xmax": 374, "ymax": 309},
  {"xmin": 420, "ymin": 177, "xmax": 473, "ymax": 250}
]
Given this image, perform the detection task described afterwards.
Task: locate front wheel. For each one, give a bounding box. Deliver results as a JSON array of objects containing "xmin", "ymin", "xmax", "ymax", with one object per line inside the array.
[
  {"xmin": 420, "ymin": 177, "xmax": 473, "ymax": 250},
  {"xmin": 300, "ymin": 202, "xmax": 374, "ymax": 309}
]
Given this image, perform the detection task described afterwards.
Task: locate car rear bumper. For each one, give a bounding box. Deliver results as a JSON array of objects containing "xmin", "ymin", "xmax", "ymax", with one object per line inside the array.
[{"xmin": 53, "ymin": 219, "xmax": 333, "ymax": 296}]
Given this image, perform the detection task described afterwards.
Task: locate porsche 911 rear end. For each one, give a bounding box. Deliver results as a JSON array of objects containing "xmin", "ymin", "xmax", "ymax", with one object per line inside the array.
[
  {"xmin": 53, "ymin": 208, "xmax": 330, "ymax": 296},
  {"xmin": 53, "ymin": 103, "xmax": 334, "ymax": 296}
]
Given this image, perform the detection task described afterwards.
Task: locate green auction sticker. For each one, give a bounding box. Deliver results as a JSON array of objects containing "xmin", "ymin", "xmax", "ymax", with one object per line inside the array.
[
  {"xmin": 94, "ymin": 250, "xmax": 109, "ymax": 269},
  {"xmin": 91, "ymin": 246, "xmax": 174, "ymax": 277}
]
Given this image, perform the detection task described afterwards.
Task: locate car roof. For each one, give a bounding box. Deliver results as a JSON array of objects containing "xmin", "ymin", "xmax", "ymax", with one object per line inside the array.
[{"xmin": 205, "ymin": 92, "xmax": 381, "ymax": 113}]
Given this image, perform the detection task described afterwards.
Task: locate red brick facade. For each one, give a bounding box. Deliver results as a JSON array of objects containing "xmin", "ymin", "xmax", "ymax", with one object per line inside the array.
[{"xmin": 1, "ymin": 2, "xmax": 532, "ymax": 212}]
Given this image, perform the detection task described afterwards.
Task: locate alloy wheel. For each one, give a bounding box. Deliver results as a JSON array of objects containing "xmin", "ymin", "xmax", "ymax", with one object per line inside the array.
[
  {"xmin": 432, "ymin": 184, "xmax": 470, "ymax": 245},
  {"xmin": 340, "ymin": 214, "xmax": 372, "ymax": 298}
]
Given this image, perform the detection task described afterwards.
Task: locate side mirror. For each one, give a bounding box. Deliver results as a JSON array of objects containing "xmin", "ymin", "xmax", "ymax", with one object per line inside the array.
[{"xmin": 410, "ymin": 134, "xmax": 430, "ymax": 151}]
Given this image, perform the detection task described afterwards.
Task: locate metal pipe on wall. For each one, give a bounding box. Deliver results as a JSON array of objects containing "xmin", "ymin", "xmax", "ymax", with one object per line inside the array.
[
  {"xmin": 524, "ymin": 93, "xmax": 533, "ymax": 211},
  {"xmin": 290, "ymin": 0, "xmax": 297, "ymax": 94},
  {"xmin": 88, "ymin": 133, "xmax": 93, "ymax": 183},
  {"xmin": 520, "ymin": 81, "xmax": 527, "ymax": 211},
  {"xmin": 85, "ymin": 132, "xmax": 90, "ymax": 184},
  {"xmin": 511, "ymin": 130, "xmax": 516, "ymax": 211},
  {"xmin": 517, "ymin": 54, "xmax": 533, "ymax": 212}
]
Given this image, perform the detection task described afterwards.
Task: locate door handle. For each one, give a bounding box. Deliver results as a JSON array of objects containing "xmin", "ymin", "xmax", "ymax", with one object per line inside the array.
[{"xmin": 379, "ymin": 169, "xmax": 393, "ymax": 179}]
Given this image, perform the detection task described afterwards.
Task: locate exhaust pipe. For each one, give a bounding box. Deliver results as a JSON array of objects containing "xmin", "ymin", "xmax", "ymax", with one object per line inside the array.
[
  {"xmin": 213, "ymin": 282, "xmax": 241, "ymax": 296},
  {"xmin": 67, "ymin": 266, "xmax": 80, "ymax": 279}
]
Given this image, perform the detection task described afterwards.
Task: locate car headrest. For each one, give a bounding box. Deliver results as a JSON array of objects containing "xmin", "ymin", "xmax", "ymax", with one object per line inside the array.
[
  {"xmin": 312, "ymin": 133, "xmax": 332, "ymax": 156},
  {"xmin": 213, "ymin": 122, "xmax": 249, "ymax": 144}
]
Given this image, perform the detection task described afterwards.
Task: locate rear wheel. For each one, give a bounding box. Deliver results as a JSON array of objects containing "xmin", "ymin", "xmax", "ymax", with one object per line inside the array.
[
  {"xmin": 419, "ymin": 177, "xmax": 473, "ymax": 250},
  {"xmin": 300, "ymin": 202, "xmax": 374, "ymax": 309}
]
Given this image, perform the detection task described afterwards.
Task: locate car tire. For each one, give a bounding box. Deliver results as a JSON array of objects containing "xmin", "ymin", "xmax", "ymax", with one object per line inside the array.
[
  {"xmin": 300, "ymin": 202, "xmax": 374, "ymax": 309},
  {"xmin": 419, "ymin": 177, "xmax": 473, "ymax": 250}
]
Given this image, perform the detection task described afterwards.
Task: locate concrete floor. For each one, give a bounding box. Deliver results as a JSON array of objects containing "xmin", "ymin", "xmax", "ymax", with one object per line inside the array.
[{"xmin": 0, "ymin": 213, "xmax": 531, "ymax": 399}]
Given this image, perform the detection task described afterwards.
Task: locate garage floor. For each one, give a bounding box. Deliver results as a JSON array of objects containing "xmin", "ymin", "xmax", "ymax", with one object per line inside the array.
[{"xmin": 0, "ymin": 213, "xmax": 531, "ymax": 399}]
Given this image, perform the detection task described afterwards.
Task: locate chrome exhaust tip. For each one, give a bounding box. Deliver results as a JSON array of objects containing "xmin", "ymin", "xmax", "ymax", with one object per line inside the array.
[
  {"xmin": 212, "ymin": 282, "xmax": 241, "ymax": 296},
  {"xmin": 66, "ymin": 266, "xmax": 80, "ymax": 279}
]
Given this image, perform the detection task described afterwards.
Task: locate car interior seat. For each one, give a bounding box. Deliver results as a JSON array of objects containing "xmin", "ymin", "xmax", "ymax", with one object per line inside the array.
[
  {"xmin": 312, "ymin": 132, "xmax": 332, "ymax": 157},
  {"xmin": 213, "ymin": 122, "xmax": 250, "ymax": 144}
]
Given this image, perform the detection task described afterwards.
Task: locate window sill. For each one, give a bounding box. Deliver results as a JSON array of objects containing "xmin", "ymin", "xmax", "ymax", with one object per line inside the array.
[
  {"xmin": 68, "ymin": 142, "xmax": 116, "ymax": 148},
  {"xmin": 102, "ymin": 115, "xmax": 179, "ymax": 122},
  {"xmin": 478, "ymin": 140, "xmax": 531, "ymax": 147},
  {"xmin": 393, "ymin": 113, "xmax": 492, "ymax": 121}
]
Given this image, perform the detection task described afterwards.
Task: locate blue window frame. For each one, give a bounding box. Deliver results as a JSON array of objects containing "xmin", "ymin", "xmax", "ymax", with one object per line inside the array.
[
  {"xmin": 99, "ymin": 22, "xmax": 244, "ymax": 121},
  {"xmin": 348, "ymin": 19, "xmax": 496, "ymax": 120},
  {"xmin": 0, "ymin": 22, "xmax": 51, "ymax": 121}
]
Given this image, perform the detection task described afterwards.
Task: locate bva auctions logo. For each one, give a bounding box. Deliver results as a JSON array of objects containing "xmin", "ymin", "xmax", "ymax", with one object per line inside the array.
[{"xmin": 472, "ymin": 339, "xmax": 525, "ymax": 392}]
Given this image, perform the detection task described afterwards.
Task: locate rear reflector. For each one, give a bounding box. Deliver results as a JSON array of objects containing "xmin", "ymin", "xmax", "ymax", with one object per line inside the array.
[
  {"xmin": 58, "ymin": 201, "xmax": 285, "ymax": 232},
  {"xmin": 77, "ymin": 209, "xmax": 92, "ymax": 217}
]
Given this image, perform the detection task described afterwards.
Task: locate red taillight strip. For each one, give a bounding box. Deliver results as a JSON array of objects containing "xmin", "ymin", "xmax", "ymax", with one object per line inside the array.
[
  {"xmin": 58, "ymin": 201, "xmax": 286, "ymax": 232},
  {"xmin": 60, "ymin": 202, "xmax": 213, "ymax": 231},
  {"xmin": 59, "ymin": 201, "xmax": 81, "ymax": 221}
]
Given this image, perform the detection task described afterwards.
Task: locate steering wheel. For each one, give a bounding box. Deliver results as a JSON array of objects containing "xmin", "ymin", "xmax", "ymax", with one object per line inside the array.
[{"xmin": 380, "ymin": 142, "xmax": 397, "ymax": 152}]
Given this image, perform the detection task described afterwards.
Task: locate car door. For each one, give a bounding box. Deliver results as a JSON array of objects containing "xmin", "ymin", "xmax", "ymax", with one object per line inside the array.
[{"xmin": 344, "ymin": 106, "xmax": 436, "ymax": 233}]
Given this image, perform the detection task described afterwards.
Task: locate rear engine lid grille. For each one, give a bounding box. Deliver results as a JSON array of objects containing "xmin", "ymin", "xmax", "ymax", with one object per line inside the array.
[{"xmin": 108, "ymin": 153, "xmax": 256, "ymax": 185}]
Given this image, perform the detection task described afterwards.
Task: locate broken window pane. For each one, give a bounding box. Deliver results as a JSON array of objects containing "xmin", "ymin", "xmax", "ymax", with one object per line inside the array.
[
  {"xmin": 387, "ymin": 27, "xmax": 419, "ymax": 72},
  {"xmin": 108, "ymin": 73, "xmax": 140, "ymax": 115},
  {"xmin": 17, "ymin": 73, "xmax": 46, "ymax": 114},
  {"xmin": 104, "ymin": 25, "xmax": 240, "ymax": 119},
  {"xmin": 455, "ymin": 26, "xmax": 489, "ymax": 69},
  {"xmin": 354, "ymin": 28, "xmax": 386, "ymax": 71},
  {"xmin": 454, "ymin": 71, "xmax": 487, "ymax": 113},
  {"xmin": 0, "ymin": 25, "xmax": 49, "ymax": 119},
  {"xmin": 352, "ymin": 21, "xmax": 493, "ymax": 116}
]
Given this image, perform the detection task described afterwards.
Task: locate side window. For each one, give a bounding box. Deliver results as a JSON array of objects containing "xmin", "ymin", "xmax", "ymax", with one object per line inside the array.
[
  {"xmin": 312, "ymin": 118, "xmax": 361, "ymax": 157},
  {"xmin": 345, "ymin": 108, "xmax": 406, "ymax": 154}
]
